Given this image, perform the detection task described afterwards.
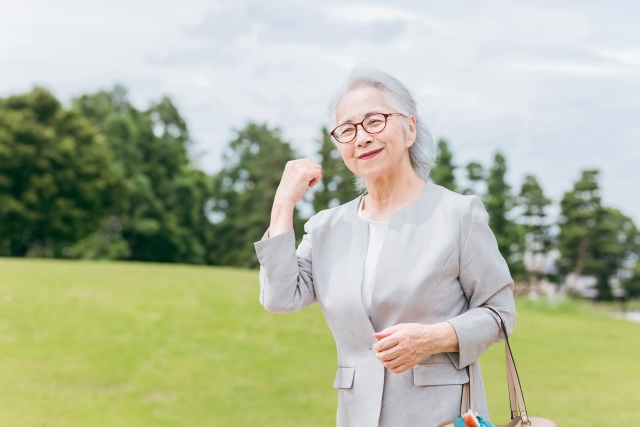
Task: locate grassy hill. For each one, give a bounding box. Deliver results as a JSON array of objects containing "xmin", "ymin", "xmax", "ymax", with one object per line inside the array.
[{"xmin": 0, "ymin": 258, "xmax": 638, "ymax": 426}]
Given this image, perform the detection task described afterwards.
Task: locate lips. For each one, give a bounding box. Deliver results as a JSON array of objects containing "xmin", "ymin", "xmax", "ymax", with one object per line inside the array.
[{"xmin": 358, "ymin": 148, "xmax": 383, "ymax": 160}]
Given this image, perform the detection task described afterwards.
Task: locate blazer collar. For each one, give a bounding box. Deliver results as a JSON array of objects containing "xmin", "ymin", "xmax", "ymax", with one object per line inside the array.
[{"xmin": 343, "ymin": 178, "xmax": 434, "ymax": 226}]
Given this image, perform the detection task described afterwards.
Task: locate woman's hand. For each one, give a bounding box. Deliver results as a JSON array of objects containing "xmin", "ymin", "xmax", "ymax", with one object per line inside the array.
[
  {"xmin": 269, "ymin": 159, "xmax": 322, "ymax": 237},
  {"xmin": 373, "ymin": 322, "xmax": 459, "ymax": 374}
]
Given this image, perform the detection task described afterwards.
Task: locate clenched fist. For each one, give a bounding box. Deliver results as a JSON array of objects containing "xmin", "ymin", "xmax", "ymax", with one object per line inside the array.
[
  {"xmin": 269, "ymin": 159, "xmax": 322, "ymax": 237},
  {"xmin": 275, "ymin": 159, "xmax": 323, "ymax": 207}
]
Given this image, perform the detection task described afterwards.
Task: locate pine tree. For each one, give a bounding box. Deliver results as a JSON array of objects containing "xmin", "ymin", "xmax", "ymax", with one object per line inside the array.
[
  {"xmin": 557, "ymin": 169, "xmax": 602, "ymax": 281},
  {"xmin": 589, "ymin": 207, "xmax": 639, "ymax": 300},
  {"xmin": 518, "ymin": 174, "xmax": 552, "ymax": 280},
  {"xmin": 463, "ymin": 161, "xmax": 485, "ymax": 196},
  {"xmin": 484, "ymin": 152, "xmax": 524, "ymax": 279},
  {"xmin": 312, "ymin": 127, "xmax": 359, "ymax": 213},
  {"xmin": 556, "ymin": 169, "xmax": 640, "ymax": 300},
  {"xmin": 430, "ymin": 139, "xmax": 457, "ymax": 192}
]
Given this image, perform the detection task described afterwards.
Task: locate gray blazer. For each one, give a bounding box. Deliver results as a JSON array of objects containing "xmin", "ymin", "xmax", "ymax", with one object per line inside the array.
[{"xmin": 254, "ymin": 180, "xmax": 516, "ymax": 427}]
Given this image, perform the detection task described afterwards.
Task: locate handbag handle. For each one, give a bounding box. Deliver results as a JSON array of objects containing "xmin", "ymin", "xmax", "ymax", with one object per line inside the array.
[{"xmin": 460, "ymin": 305, "xmax": 530, "ymax": 425}]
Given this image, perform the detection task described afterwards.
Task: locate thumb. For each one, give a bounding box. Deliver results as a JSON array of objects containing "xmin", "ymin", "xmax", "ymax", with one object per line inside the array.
[
  {"xmin": 308, "ymin": 175, "xmax": 322, "ymax": 188},
  {"xmin": 373, "ymin": 326, "xmax": 399, "ymax": 339}
]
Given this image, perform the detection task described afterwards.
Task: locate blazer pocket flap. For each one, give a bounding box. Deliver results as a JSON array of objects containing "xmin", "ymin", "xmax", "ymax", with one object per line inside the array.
[
  {"xmin": 413, "ymin": 363, "xmax": 469, "ymax": 386},
  {"xmin": 333, "ymin": 367, "xmax": 355, "ymax": 389}
]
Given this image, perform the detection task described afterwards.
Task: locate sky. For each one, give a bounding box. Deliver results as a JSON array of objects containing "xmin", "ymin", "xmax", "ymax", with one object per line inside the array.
[{"xmin": 1, "ymin": 0, "xmax": 639, "ymax": 221}]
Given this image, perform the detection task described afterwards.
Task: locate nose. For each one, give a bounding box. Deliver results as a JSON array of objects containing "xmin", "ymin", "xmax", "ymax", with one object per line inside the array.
[{"xmin": 354, "ymin": 123, "xmax": 372, "ymax": 146}]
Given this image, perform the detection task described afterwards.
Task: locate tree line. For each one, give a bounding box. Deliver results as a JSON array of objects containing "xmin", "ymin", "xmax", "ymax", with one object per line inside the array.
[
  {"xmin": 1, "ymin": 86, "xmax": 638, "ymax": 300},
  {"xmin": 430, "ymin": 140, "xmax": 640, "ymax": 301}
]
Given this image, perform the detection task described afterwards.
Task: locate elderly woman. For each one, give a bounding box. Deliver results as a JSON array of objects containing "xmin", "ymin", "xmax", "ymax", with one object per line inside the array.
[{"xmin": 253, "ymin": 67, "xmax": 516, "ymax": 427}]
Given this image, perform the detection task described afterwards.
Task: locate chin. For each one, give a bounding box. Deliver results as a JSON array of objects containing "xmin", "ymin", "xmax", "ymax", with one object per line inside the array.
[{"xmin": 357, "ymin": 167, "xmax": 389, "ymax": 181}]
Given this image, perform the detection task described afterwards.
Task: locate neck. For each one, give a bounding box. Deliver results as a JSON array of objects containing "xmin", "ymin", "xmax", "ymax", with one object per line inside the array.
[{"xmin": 362, "ymin": 159, "xmax": 426, "ymax": 221}]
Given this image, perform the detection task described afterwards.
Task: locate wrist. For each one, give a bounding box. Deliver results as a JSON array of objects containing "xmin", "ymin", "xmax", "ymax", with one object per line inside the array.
[
  {"xmin": 437, "ymin": 321, "xmax": 459, "ymax": 353},
  {"xmin": 421, "ymin": 322, "xmax": 458, "ymax": 354},
  {"xmin": 269, "ymin": 198, "xmax": 296, "ymax": 237},
  {"xmin": 272, "ymin": 196, "xmax": 297, "ymax": 215}
]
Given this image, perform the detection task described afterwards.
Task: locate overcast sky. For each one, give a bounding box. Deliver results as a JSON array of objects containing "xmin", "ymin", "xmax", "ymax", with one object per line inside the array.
[{"xmin": 2, "ymin": 0, "xmax": 639, "ymax": 221}]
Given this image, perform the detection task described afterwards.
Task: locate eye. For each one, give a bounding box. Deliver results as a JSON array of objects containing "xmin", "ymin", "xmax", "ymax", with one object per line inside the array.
[
  {"xmin": 364, "ymin": 117, "xmax": 384, "ymax": 128},
  {"xmin": 340, "ymin": 127, "xmax": 355, "ymax": 136}
]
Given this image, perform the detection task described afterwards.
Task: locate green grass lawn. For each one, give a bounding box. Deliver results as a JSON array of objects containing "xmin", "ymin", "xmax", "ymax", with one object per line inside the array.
[{"xmin": 0, "ymin": 258, "xmax": 638, "ymax": 426}]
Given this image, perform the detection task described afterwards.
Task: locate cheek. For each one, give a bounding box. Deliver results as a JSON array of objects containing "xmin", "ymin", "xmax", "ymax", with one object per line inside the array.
[
  {"xmin": 386, "ymin": 132, "xmax": 409, "ymax": 158},
  {"xmin": 337, "ymin": 145, "xmax": 353, "ymax": 164}
]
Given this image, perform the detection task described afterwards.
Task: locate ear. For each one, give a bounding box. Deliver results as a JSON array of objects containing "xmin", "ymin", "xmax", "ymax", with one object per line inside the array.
[{"xmin": 405, "ymin": 115, "xmax": 417, "ymax": 148}]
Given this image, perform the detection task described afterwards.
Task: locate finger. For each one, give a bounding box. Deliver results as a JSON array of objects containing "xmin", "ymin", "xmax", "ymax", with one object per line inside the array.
[
  {"xmin": 296, "ymin": 158, "xmax": 321, "ymax": 167},
  {"xmin": 377, "ymin": 348, "xmax": 401, "ymax": 362},
  {"xmin": 299, "ymin": 166, "xmax": 322, "ymax": 178},
  {"xmin": 383, "ymin": 358, "xmax": 407, "ymax": 372},
  {"xmin": 389, "ymin": 364, "xmax": 408, "ymax": 374},
  {"xmin": 308, "ymin": 175, "xmax": 323, "ymax": 188},
  {"xmin": 304, "ymin": 165, "xmax": 323, "ymax": 173},
  {"xmin": 375, "ymin": 336, "xmax": 399, "ymax": 353},
  {"xmin": 373, "ymin": 326, "xmax": 399, "ymax": 339},
  {"xmin": 305, "ymin": 169, "xmax": 323, "ymax": 183},
  {"xmin": 387, "ymin": 357, "xmax": 405, "ymax": 369},
  {"xmin": 287, "ymin": 160, "xmax": 320, "ymax": 172}
]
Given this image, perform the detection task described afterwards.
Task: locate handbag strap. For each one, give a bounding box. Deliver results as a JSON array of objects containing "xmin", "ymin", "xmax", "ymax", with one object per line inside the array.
[
  {"xmin": 460, "ymin": 361, "xmax": 475, "ymax": 414},
  {"xmin": 460, "ymin": 305, "xmax": 530, "ymax": 425}
]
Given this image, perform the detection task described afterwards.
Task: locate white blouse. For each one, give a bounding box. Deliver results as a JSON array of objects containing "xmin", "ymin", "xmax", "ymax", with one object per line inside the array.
[{"xmin": 357, "ymin": 196, "xmax": 389, "ymax": 320}]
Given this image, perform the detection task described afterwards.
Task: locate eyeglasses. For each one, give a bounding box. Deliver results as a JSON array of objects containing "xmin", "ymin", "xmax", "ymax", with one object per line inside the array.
[{"xmin": 330, "ymin": 112, "xmax": 406, "ymax": 144}]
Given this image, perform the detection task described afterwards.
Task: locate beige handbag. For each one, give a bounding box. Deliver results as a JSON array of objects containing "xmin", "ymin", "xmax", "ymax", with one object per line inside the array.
[{"xmin": 437, "ymin": 305, "xmax": 556, "ymax": 427}]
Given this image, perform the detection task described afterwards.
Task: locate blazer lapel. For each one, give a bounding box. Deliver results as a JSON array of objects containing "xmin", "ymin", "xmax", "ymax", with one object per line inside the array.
[
  {"xmin": 338, "ymin": 194, "xmax": 379, "ymax": 346},
  {"xmin": 369, "ymin": 180, "xmax": 441, "ymax": 332}
]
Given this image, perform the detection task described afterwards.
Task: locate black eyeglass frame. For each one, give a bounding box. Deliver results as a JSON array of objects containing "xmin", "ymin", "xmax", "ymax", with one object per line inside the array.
[{"xmin": 330, "ymin": 112, "xmax": 406, "ymax": 144}]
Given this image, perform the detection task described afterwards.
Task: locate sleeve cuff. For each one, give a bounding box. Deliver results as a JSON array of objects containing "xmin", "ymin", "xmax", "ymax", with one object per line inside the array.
[
  {"xmin": 253, "ymin": 228, "xmax": 297, "ymax": 279},
  {"xmin": 445, "ymin": 308, "xmax": 501, "ymax": 369}
]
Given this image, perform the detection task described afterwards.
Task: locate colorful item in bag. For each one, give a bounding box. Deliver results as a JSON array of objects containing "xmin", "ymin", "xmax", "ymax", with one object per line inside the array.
[{"xmin": 453, "ymin": 409, "xmax": 496, "ymax": 427}]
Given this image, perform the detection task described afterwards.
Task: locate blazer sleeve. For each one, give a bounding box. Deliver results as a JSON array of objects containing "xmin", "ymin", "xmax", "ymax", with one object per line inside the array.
[
  {"xmin": 446, "ymin": 195, "xmax": 517, "ymax": 369},
  {"xmin": 253, "ymin": 215, "xmax": 316, "ymax": 313}
]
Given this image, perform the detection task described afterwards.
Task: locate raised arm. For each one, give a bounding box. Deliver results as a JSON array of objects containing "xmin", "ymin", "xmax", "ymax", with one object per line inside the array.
[{"xmin": 253, "ymin": 158, "xmax": 323, "ymax": 314}]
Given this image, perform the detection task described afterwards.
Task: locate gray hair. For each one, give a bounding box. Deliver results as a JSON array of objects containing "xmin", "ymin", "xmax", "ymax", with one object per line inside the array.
[{"xmin": 328, "ymin": 66, "xmax": 436, "ymax": 193}]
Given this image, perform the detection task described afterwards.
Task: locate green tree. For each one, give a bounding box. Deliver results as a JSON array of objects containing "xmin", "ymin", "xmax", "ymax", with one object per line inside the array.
[
  {"xmin": 557, "ymin": 169, "xmax": 602, "ymax": 281},
  {"xmin": 484, "ymin": 152, "xmax": 524, "ymax": 279},
  {"xmin": 619, "ymin": 220, "xmax": 640, "ymax": 300},
  {"xmin": 210, "ymin": 123, "xmax": 300, "ymax": 268},
  {"xmin": 312, "ymin": 127, "xmax": 359, "ymax": 213},
  {"xmin": 463, "ymin": 161, "xmax": 485, "ymax": 196},
  {"xmin": 556, "ymin": 170, "xmax": 640, "ymax": 300},
  {"xmin": 0, "ymin": 87, "xmax": 123, "ymax": 257},
  {"xmin": 625, "ymin": 259, "xmax": 640, "ymax": 299},
  {"xmin": 72, "ymin": 86, "xmax": 214, "ymax": 263},
  {"xmin": 430, "ymin": 139, "xmax": 457, "ymax": 192},
  {"xmin": 518, "ymin": 174, "xmax": 552, "ymax": 280},
  {"xmin": 589, "ymin": 208, "xmax": 639, "ymax": 300}
]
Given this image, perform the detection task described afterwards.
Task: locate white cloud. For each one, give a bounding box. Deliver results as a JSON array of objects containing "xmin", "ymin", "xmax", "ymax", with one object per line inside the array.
[
  {"xmin": 505, "ymin": 60, "xmax": 629, "ymax": 76},
  {"xmin": 0, "ymin": 0, "xmax": 639, "ymax": 222},
  {"xmin": 596, "ymin": 46, "xmax": 640, "ymax": 68}
]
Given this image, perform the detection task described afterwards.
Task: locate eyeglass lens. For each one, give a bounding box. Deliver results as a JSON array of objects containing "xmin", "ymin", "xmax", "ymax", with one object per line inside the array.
[{"xmin": 334, "ymin": 114, "xmax": 387, "ymax": 142}]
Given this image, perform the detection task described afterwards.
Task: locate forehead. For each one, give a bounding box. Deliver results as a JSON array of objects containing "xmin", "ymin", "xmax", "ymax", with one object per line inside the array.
[{"xmin": 335, "ymin": 87, "xmax": 390, "ymax": 124}]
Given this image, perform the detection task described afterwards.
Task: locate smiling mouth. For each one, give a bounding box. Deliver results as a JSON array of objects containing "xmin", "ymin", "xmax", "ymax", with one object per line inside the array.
[{"xmin": 358, "ymin": 148, "xmax": 383, "ymax": 160}]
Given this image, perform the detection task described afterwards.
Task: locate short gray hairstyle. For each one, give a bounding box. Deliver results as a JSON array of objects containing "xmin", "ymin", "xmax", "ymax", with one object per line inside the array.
[{"xmin": 328, "ymin": 66, "xmax": 436, "ymax": 193}]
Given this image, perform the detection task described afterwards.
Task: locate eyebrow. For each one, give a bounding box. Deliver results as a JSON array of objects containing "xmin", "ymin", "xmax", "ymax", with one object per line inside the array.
[{"xmin": 339, "ymin": 111, "xmax": 382, "ymax": 126}]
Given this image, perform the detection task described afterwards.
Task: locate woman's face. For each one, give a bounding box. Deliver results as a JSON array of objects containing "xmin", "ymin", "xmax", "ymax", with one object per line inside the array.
[{"xmin": 334, "ymin": 87, "xmax": 416, "ymax": 182}]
